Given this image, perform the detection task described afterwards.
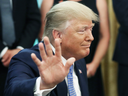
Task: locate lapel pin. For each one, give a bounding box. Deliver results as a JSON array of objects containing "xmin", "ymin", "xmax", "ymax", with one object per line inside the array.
[{"xmin": 79, "ymin": 69, "xmax": 82, "ymax": 74}]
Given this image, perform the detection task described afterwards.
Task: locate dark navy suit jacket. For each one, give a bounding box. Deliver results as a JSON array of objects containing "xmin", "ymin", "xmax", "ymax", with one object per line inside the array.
[
  {"xmin": 4, "ymin": 42, "xmax": 89, "ymax": 96},
  {"xmin": 112, "ymin": 0, "xmax": 128, "ymax": 65},
  {"xmin": 0, "ymin": 0, "xmax": 41, "ymax": 73}
]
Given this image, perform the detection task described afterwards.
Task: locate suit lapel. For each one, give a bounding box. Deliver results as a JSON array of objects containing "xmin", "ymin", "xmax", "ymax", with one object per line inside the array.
[
  {"xmin": 12, "ymin": 0, "xmax": 16, "ymax": 16},
  {"xmin": 75, "ymin": 59, "xmax": 89, "ymax": 96},
  {"xmin": 54, "ymin": 80, "xmax": 67, "ymax": 96}
]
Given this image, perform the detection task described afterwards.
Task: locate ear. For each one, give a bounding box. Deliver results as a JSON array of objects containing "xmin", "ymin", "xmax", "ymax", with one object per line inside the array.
[{"xmin": 52, "ymin": 30, "xmax": 62, "ymax": 42}]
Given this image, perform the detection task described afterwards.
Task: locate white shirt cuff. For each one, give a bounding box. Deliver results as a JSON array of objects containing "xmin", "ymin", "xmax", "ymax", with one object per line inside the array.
[
  {"xmin": 0, "ymin": 47, "xmax": 8, "ymax": 58},
  {"xmin": 16, "ymin": 46, "xmax": 24, "ymax": 50},
  {"xmin": 34, "ymin": 77, "xmax": 56, "ymax": 96}
]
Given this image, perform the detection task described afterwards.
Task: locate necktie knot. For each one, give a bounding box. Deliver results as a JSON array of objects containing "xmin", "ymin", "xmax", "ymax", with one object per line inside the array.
[{"xmin": 69, "ymin": 65, "xmax": 73, "ymax": 73}]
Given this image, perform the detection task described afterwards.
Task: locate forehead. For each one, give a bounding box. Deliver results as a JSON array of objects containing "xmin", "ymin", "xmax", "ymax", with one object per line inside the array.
[{"xmin": 69, "ymin": 19, "xmax": 93, "ymax": 28}]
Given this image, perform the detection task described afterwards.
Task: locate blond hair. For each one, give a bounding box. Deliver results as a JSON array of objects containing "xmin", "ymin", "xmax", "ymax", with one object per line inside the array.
[{"xmin": 43, "ymin": 1, "xmax": 99, "ymax": 41}]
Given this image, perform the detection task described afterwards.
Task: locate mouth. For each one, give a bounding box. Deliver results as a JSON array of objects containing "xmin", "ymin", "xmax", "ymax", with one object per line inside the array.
[{"xmin": 81, "ymin": 45, "xmax": 90, "ymax": 48}]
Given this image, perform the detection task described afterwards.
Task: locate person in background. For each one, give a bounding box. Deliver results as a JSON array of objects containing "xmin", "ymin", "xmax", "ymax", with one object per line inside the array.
[
  {"xmin": 4, "ymin": 1, "xmax": 98, "ymax": 96},
  {"xmin": 40, "ymin": 0, "xmax": 110, "ymax": 96},
  {"xmin": 38, "ymin": 0, "xmax": 53, "ymax": 42},
  {"xmin": 33, "ymin": 0, "xmax": 43, "ymax": 45},
  {"xmin": 112, "ymin": 0, "xmax": 128, "ymax": 96},
  {"xmin": 37, "ymin": 0, "xmax": 43, "ymax": 8},
  {"xmin": 0, "ymin": 0, "xmax": 41, "ymax": 95}
]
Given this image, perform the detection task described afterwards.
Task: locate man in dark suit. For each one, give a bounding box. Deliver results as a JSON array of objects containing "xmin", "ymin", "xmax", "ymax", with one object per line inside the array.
[
  {"xmin": 4, "ymin": 1, "xmax": 98, "ymax": 96},
  {"xmin": 112, "ymin": 0, "xmax": 128, "ymax": 96},
  {"xmin": 0, "ymin": 0, "xmax": 41, "ymax": 95}
]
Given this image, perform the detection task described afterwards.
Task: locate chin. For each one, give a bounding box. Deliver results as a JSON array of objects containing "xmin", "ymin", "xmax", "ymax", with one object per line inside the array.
[
  {"xmin": 78, "ymin": 51, "xmax": 90, "ymax": 60},
  {"xmin": 84, "ymin": 50, "xmax": 90, "ymax": 57},
  {"xmin": 76, "ymin": 49, "xmax": 90, "ymax": 60}
]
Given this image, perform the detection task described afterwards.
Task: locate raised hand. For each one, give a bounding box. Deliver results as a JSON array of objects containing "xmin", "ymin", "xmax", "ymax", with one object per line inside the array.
[{"xmin": 31, "ymin": 36, "xmax": 75, "ymax": 90}]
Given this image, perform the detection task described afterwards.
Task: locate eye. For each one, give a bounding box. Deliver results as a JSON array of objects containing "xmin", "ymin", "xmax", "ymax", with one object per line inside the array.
[
  {"xmin": 79, "ymin": 29, "xmax": 85, "ymax": 32},
  {"xmin": 78, "ymin": 29, "xmax": 85, "ymax": 34},
  {"xmin": 90, "ymin": 27, "xmax": 93, "ymax": 31}
]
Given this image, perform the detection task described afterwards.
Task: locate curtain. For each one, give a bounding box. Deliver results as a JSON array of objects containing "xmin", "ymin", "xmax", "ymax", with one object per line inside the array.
[{"xmin": 101, "ymin": 0, "xmax": 119, "ymax": 96}]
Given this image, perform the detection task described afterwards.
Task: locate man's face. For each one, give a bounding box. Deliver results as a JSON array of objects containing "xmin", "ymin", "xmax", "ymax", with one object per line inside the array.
[{"xmin": 61, "ymin": 19, "xmax": 94, "ymax": 60}]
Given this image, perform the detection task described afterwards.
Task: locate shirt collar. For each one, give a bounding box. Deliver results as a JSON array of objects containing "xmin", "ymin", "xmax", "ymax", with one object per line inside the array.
[{"xmin": 50, "ymin": 44, "xmax": 67, "ymax": 66}]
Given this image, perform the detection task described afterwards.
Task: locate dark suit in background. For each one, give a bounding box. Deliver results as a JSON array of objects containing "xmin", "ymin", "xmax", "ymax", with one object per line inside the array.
[
  {"xmin": 4, "ymin": 42, "xmax": 89, "ymax": 96},
  {"xmin": 112, "ymin": 0, "xmax": 128, "ymax": 96},
  {"xmin": 0, "ymin": 0, "xmax": 41, "ymax": 95}
]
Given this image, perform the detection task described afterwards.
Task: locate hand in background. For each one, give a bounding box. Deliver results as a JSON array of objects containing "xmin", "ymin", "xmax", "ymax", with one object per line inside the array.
[
  {"xmin": 2, "ymin": 49, "xmax": 21, "ymax": 67},
  {"xmin": 31, "ymin": 36, "xmax": 75, "ymax": 90},
  {"xmin": 86, "ymin": 62, "xmax": 98, "ymax": 78}
]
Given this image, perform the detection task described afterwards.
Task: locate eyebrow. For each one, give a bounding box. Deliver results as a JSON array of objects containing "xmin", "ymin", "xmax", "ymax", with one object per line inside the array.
[{"xmin": 80, "ymin": 23, "xmax": 95, "ymax": 29}]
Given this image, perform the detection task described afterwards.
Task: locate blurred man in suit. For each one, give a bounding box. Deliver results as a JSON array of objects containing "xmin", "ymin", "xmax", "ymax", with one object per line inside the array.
[
  {"xmin": 113, "ymin": 0, "xmax": 128, "ymax": 96},
  {"xmin": 0, "ymin": 0, "xmax": 41, "ymax": 95}
]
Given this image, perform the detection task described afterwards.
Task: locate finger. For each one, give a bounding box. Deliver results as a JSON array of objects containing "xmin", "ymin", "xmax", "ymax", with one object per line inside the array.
[
  {"xmin": 2, "ymin": 54, "xmax": 9, "ymax": 62},
  {"xmin": 31, "ymin": 53, "xmax": 42, "ymax": 67},
  {"xmin": 1, "ymin": 58, "xmax": 6, "ymax": 63},
  {"xmin": 86, "ymin": 66, "xmax": 90, "ymax": 77},
  {"xmin": 38, "ymin": 42, "xmax": 47, "ymax": 61},
  {"xmin": 44, "ymin": 37, "xmax": 53, "ymax": 57},
  {"xmin": 86, "ymin": 64, "xmax": 89, "ymax": 69},
  {"xmin": 3, "ymin": 59, "xmax": 10, "ymax": 67},
  {"xmin": 2, "ymin": 55, "xmax": 11, "ymax": 67},
  {"xmin": 55, "ymin": 39, "xmax": 61, "ymax": 57},
  {"xmin": 64, "ymin": 57, "xmax": 76, "ymax": 72},
  {"xmin": 87, "ymin": 71, "xmax": 91, "ymax": 78}
]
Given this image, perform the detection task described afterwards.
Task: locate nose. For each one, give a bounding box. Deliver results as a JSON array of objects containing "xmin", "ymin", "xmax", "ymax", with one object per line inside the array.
[{"xmin": 85, "ymin": 30, "xmax": 94, "ymax": 42}]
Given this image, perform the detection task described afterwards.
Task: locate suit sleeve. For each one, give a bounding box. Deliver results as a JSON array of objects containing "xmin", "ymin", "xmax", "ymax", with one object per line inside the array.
[
  {"xmin": 4, "ymin": 50, "xmax": 39, "ymax": 96},
  {"xmin": 17, "ymin": 0, "xmax": 41, "ymax": 48}
]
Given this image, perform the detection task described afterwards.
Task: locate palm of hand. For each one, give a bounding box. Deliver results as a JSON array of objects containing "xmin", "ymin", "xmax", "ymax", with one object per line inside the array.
[
  {"xmin": 31, "ymin": 37, "xmax": 75, "ymax": 89},
  {"xmin": 39, "ymin": 55, "xmax": 67, "ymax": 87}
]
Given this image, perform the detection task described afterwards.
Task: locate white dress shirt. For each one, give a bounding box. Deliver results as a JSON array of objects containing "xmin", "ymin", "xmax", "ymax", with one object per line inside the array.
[{"xmin": 34, "ymin": 44, "xmax": 81, "ymax": 96}]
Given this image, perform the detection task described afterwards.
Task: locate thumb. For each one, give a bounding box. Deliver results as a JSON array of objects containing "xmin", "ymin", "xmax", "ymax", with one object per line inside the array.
[
  {"xmin": 87, "ymin": 70, "xmax": 91, "ymax": 78},
  {"xmin": 31, "ymin": 53, "xmax": 41, "ymax": 67},
  {"xmin": 64, "ymin": 57, "xmax": 76, "ymax": 72}
]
